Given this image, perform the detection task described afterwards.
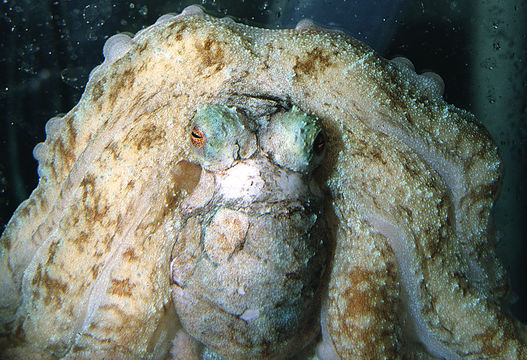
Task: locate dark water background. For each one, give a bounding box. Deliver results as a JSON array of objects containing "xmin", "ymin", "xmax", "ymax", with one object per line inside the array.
[{"xmin": 0, "ymin": 0, "xmax": 526, "ymax": 322}]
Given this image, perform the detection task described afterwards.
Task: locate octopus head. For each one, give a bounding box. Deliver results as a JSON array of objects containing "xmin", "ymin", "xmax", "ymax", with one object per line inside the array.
[{"xmin": 170, "ymin": 104, "xmax": 329, "ymax": 358}]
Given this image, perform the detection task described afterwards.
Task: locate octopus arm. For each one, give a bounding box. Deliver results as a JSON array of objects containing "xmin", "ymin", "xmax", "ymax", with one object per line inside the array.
[
  {"xmin": 368, "ymin": 214, "xmax": 527, "ymax": 359},
  {"xmin": 325, "ymin": 209, "xmax": 404, "ymax": 359},
  {"xmin": 326, "ymin": 122, "xmax": 527, "ymax": 359},
  {"xmin": 0, "ymin": 16, "xmax": 212, "ymax": 357}
]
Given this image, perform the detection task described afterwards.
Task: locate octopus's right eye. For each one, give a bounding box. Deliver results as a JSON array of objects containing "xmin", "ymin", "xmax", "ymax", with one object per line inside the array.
[
  {"xmin": 190, "ymin": 126, "xmax": 206, "ymax": 147},
  {"xmin": 189, "ymin": 105, "xmax": 257, "ymax": 171}
]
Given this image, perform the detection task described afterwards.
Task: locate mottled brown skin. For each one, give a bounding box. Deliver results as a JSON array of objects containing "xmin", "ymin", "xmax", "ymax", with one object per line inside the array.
[{"xmin": 0, "ymin": 7, "xmax": 526, "ymax": 360}]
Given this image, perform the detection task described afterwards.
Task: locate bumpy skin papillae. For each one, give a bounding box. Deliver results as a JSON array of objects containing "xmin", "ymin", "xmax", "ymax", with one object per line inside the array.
[{"xmin": 0, "ymin": 5, "xmax": 525, "ymax": 360}]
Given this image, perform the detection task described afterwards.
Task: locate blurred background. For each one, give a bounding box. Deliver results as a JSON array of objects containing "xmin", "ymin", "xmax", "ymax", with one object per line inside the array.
[{"xmin": 0, "ymin": 0, "xmax": 526, "ymax": 320}]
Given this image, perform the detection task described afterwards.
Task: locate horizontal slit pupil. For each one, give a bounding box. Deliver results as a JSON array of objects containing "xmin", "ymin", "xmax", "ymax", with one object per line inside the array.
[
  {"xmin": 314, "ymin": 133, "xmax": 325, "ymax": 154},
  {"xmin": 191, "ymin": 127, "xmax": 206, "ymax": 147}
]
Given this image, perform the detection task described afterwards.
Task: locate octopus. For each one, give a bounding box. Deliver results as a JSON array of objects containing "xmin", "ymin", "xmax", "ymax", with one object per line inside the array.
[{"xmin": 0, "ymin": 5, "xmax": 525, "ymax": 360}]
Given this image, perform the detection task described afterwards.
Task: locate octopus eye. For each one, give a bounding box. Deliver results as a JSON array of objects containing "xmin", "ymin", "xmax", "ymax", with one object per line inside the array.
[
  {"xmin": 260, "ymin": 107, "xmax": 325, "ymax": 173},
  {"xmin": 189, "ymin": 105, "xmax": 257, "ymax": 171},
  {"xmin": 190, "ymin": 126, "xmax": 206, "ymax": 147},
  {"xmin": 313, "ymin": 131, "xmax": 326, "ymax": 155}
]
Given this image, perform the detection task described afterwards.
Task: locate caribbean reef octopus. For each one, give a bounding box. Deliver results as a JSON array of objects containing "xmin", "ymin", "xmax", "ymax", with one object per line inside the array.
[{"xmin": 0, "ymin": 5, "xmax": 525, "ymax": 360}]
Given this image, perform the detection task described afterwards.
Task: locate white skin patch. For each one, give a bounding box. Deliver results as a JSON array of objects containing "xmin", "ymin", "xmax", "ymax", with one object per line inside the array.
[
  {"xmin": 215, "ymin": 159, "xmax": 310, "ymax": 204},
  {"xmin": 216, "ymin": 162, "xmax": 265, "ymax": 201},
  {"xmin": 240, "ymin": 309, "xmax": 260, "ymax": 322}
]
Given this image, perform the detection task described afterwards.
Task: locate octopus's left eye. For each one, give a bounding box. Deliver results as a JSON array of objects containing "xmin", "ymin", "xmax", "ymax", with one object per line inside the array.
[
  {"xmin": 313, "ymin": 131, "xmax": 326, "ymax": 155},
  {"xmin": 190, "ymin": 126, "xmax": 206, "ymax": 147},
  {"xmin": 260, "ymin": 107, "xmax": 325, "ymax": 173}
]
